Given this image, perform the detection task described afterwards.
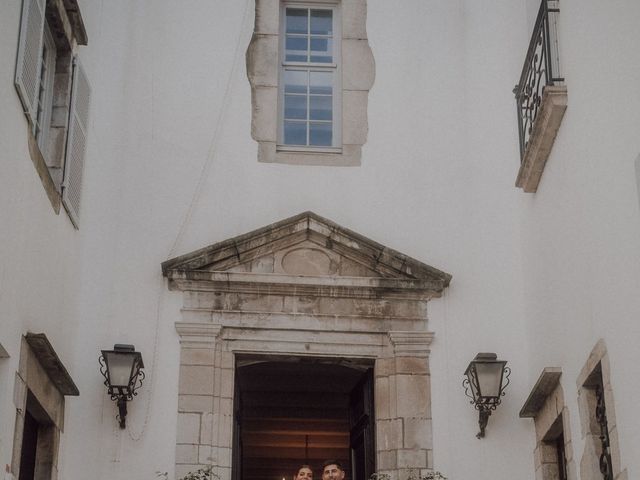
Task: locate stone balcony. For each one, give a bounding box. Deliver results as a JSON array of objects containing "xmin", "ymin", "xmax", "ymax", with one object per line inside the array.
[
  {"xmin": 515, "ymin": 86, "xmax": 567, "ymax": 192},
  {"xmin": 514, "ymin": 0, "xmax": 566, "ymax": 193}
]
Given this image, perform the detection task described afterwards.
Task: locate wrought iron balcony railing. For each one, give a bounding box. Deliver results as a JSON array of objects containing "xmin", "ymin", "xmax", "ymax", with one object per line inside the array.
[{"xmin": 514, "ymin": 0, "xmax": 563, "ymax": 161}]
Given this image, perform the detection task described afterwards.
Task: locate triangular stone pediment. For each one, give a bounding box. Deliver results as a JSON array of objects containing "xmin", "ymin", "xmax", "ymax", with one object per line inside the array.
[{"xmin": 162, "ymin": 211, "xmax": 451, "ymax": 294}]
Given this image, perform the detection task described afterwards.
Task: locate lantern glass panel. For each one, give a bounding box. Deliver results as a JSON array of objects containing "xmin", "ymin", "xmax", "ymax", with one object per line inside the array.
[
  {"xmin": 105, "ymin": 352, "xmax": 134, "ymax": 388},
  {"xmin": 475, "ymin": 362, "xmax": 504, "ymax": 398},
  {"xmin": 467, "ymin": 367, "xmax": 479, "ymax": 400}
]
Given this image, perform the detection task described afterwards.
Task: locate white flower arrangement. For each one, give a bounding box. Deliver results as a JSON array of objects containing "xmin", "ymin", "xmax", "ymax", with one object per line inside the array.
[
  {"xmin": 156, "ymin": 466, "xmax": 218, "ymax": 480},
  {"xmin": 369, "ymin": 470, "xmax": 447, "ymax": 480},
  {"xmin": 419, "ymin": 473, "xmax": 447, "ymax": 480}
]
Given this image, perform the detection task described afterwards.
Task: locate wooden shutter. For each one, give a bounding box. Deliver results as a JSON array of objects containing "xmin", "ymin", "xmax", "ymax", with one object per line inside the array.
[
  {"xmin": 62, "ymin": 59, "xmax": 90, "ymax": 228},
  {"xmin": 14, "ymin": 0, "xmax": 46, "ymax": 124}
]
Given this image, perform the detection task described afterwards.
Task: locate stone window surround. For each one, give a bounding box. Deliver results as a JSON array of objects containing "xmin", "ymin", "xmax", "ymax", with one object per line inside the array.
[
  {"xmin": 16, "ymin": 0, "xmax": 87, "ymax": 213},
  {"xmin": 246, "ymin": 0, "xmax": 375, "ymax": 166},
  {"xmin": 520, "ymin": 367, "xmax": 576, "ymax": 480},
  {"xmin": 10, "ymin": 333, "xmax": 79, "ymax": 480},
  {"xmin": 576, "ymin": 340, "xmax": 628, "ymax": 480}
]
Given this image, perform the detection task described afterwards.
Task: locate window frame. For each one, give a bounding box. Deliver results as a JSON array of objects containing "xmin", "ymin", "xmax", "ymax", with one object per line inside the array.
[
  {"xmin": 18, "ymin": 391, "xmax": 57, "ymax": 480},
  {"xmin": 553, "ymin": 432, "xmax": 568, "ymax": 480},
  {"xmin": 34, "ymin": 21, "xmax": 56, "ymax": 159},
  {"xmin": 519, "ymin": 367, "xmax": 576, "ymax": 480},
  {"xmin": 277, "ymin": 1, "xmax": 342, "ymax": 152},
  {"xmin": 10, "ymin": 334, "xmax": 79, "ymax": 480},
  {"xmin": 14, "ymin": 0, "xmax": 90, "ymax": 226},
  {"xmin": 541, "ymin": 418, "xmax": 569, "ymax": 480}
]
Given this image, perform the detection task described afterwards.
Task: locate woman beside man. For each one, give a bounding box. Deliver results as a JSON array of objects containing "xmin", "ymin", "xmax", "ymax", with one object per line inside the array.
[{"xmin": 294, "ymin": 460, "xmax": 346, "ymax": 480}]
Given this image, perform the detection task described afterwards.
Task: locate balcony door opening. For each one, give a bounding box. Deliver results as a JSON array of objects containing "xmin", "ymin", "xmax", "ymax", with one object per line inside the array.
[{"xmin": 233, "ymin": 356, "xmax": 375, "ymax": 480}]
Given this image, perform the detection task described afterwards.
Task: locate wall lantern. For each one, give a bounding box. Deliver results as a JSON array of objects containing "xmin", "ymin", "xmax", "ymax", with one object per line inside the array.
[
  {"xmin": 99, "ymin": 344, "xmax": 145, "ymax": 429},
  {"xmin": 462, "ymin": 352, "xmax": 510, "ymax": 439}
]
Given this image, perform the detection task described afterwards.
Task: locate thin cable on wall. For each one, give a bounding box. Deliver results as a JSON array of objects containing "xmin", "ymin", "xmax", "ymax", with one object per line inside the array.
[
  {"xmin": 127, "ymin": 0, "xmax": 253, "ymax": 442},
  {"xmin": 167, "ymin": 0, "xmax": 252, "ymax": 261}
]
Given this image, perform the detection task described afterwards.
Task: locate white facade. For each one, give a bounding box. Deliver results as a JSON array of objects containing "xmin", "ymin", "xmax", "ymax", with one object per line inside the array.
[{"xmin": 0, "ymin": 1, "xmax": 638, "ymax": 479}]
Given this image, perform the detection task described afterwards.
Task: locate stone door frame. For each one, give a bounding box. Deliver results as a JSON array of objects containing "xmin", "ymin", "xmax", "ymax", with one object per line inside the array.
[
  {"xmin": 175, "ymin": 321, "xmax": 435, "ymax": 480},
  {"xmin": 163, "ymin": 212, "xmax": 451, "ymax": 480}
]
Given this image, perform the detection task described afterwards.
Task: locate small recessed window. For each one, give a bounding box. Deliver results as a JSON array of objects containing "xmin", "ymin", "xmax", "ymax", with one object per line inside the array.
[
  {"xmin": 18, "ymin": 391, "xmax": 56, "ymax": 480},
  {"xmin": 542, "ymin": 424, "xmax": 568, "ymax": 480}
]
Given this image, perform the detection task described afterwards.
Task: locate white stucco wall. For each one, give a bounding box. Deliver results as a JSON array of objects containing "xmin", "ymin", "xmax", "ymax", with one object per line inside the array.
[
  {"xmin": 518, "ymin": 0, "xmax": 640, "ymax": 477},
  {"xmin": 1, "ymin": 0, "xmax": 639, "ymax": 479},
  {"xmin": 0, "ymin": 0, "xmax": 92, "ymax": 470}
]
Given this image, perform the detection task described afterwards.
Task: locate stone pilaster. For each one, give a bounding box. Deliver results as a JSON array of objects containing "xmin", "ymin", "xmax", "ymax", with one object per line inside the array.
[
  {"xmin": 175, "ymin": 323, "xmax": 234, "ymax": 480},
  {"xmin": 375, "ymin": 332, "xmax": 434, "ymax": 479}
]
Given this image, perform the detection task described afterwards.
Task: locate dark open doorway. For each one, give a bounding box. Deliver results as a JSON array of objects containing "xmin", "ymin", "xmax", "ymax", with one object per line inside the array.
[{"xmin": 233, "ymin": 356, "xmax": 375, "ymax": 480}]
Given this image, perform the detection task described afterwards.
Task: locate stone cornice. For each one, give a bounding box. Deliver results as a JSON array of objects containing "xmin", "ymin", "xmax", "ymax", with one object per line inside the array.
[
  {"xmin": 519, "ymin": 367, "xmax": 562, "ymax": 418},
  {"xmin": 161, "ymin": 211, "xmax": 452, "ymax": 291},
  {"xmin": 167, "ymin": 270, "xmax": 445, "ymax": 299},
  {"xmin": 25, "ymin": 333, "xmax": 79, "ymax": 396},
  {"xmin": 388, "ymin": 331, "xmax": 435, "ymax": 357},
  {"xmin": 175, "ymin": 322, "xmax": 222, "ymax": 346}
]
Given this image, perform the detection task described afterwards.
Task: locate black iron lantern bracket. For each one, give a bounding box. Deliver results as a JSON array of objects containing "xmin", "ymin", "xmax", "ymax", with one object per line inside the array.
[
  {"xmin": 462, "ymin": 353, "xmax": 511, "ymax": 439},
  {"xmin": 99, "ymin": 344, "xmax": 145, "ymax": 429}
]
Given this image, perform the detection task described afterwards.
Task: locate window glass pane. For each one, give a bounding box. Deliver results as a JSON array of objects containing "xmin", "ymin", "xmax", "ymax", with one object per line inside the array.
[
  {"xmin": 310, "ymin": 37, "xmax": 332, "ymax": 63},
  {"xmin": 285, "ymin": 36, "xmax": 308, "ymax": 62},
  {"xmin": 286, "ymin": 8, "xmax": 308, "ymax": 34},
  {"xmin": 309, "ymin": 96, "xmax": 332, "ymax": 121},
  {"xmin": 309, "ymin": 122, "xmax": 332, "ymax": 146},
  {"xmin": 309, "ymin": 72, "xmax": 332, "ymax": 95},
  {"xmin": 284, "ymin": 70, "xmax": 307, "ymax": 94},
  {"xmin": 310, "ymin": 9, "xmax": 332, "ymax": 35},
  {"xmin": 284, "ymin": 121, "xmax": 307, "ymax": 145},
  {"xmin": 285, "ymin": 95, "xmax": 307, "ymax": 120}
]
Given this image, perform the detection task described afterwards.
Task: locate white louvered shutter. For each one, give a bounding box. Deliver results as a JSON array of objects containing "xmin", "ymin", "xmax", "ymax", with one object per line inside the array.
[
  {"xmin": 14, "ymin": 0, "xmax": 46, "ymax": 124},
  {"xmin": 62, "ymin": 59, "xmax": 91, "ymax": 228}
]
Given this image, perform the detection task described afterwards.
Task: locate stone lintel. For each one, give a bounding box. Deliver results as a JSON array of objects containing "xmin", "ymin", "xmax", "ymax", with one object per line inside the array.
[
  {"xmin": 388, "ymin": 331, "xmax": 434, "ymax": 357},
  {"xmin": 168, "ymin": 272, "xmax": 443, "ymax": 300},
  {"xmin": 519, "ymin": 367, "xmax": 562, "ymax": 418},
  {"xmin": 221, "ymin": 326, "xmax": 384, "ymax": 359},
  {"xmin": 576, "ymin": 338, "xmax": 608, "ymax": 388},
  {"xmin": 175, "ymin": 323, "xmax": 222, "ymax": 346},
  {"xmin": 24, "ymin": 333, "xmax": 79, "ymax": 396},
  {"xmin": 60, "ymin": 0, "xmax": 88, "ymax": 45},
  {"xmin": 516, "ymin": 85, "xmax": 568, "ymax": 193}
]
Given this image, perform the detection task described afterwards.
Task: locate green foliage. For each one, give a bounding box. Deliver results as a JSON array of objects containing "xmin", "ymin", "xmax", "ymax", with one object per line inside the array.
[
  {"xmin": 156, "ymin": 466, "xmax": 218, "ymax": 480},
  {"xmin": 369, "ymin": 470, "xmax": 448, "ymax": 480},
  {"xmin": 369, "ymin": 474, "xmax": 391, "ymax": 480},
  {"xmin": 417, "ymin": 473, "xmax": 447, "ymax": 480}
]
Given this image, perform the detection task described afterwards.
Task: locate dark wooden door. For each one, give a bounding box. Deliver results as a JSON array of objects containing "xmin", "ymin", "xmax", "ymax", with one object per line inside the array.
[
  {"xmin": 232, "ymin": 379, "xmax": 243, "ymax": 480},
  {"xmin": 349, "ymin": 369, "xmax": 375, "ymax": 480}
]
